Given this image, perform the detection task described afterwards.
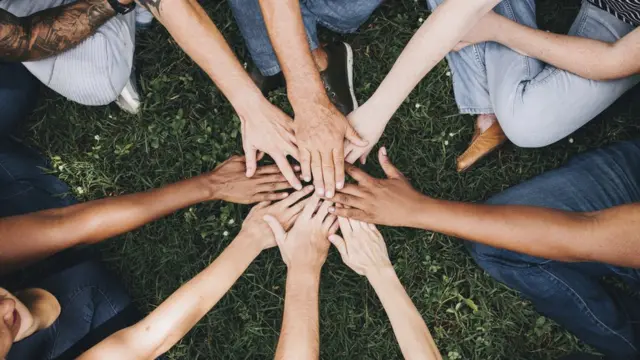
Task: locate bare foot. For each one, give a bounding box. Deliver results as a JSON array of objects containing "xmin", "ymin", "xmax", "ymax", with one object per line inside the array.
[
  {"xmin": 476, "ymin": 113, "xmax": 498, "ymax": 134},
  {"xmin": 311, "ymin": 47, "xmax": 329, "ymax": 72}
]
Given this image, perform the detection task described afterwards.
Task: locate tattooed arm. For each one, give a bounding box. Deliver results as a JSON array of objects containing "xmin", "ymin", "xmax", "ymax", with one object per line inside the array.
[{"xmin": 0, "ymin": 0, "xmax": 120, "ymax": 62}]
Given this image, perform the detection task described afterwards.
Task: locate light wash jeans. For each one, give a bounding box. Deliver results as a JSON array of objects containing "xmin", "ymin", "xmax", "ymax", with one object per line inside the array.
[
  {"xmin": 426, "ymin": 0, "xmax": 640, "ymax": 148},
  {"xmin": 228, "ymin": 0, "xmax": 383, "ymax": 76},
  {"xmin": 0, "ymin": 0, "xmax": 135, "ymax": 106},
  {"xmin": 469, "ymin": 139, "xmax": 640, "ymax": 359}
]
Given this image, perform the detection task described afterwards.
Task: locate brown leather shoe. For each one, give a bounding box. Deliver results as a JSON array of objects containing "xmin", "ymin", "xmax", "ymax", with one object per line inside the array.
[{"xmin": 456, "ymin": 121, "xmax": 507, "ymax": 172}]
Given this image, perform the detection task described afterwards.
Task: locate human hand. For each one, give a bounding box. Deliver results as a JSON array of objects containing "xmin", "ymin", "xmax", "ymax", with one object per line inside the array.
[
  {"xmin": 293, "ymin": 97, "xmax": 367, "ymax": 199},
  {"xmin": 263, "ymin": 195, "xmax": 339, "ymax": 271},
  {"xmin": 239, "ymin": 100, "xmax": 302, "ymax": 190},
  {"xmin": 329, "ymin": 147, "xmax": 427, "ymax": 227},
  {"xmin": 239, "ymin": 185, "xmax": 315, "ymax": 250},
  {"xmin": 328, "ymin": 218, "xmax": 392, "ymax": 276},
  {"xmin": 344, "ymin": 103, "xmax": 387, "ymax": 165},
  {"xmin": 205, "ymin": 156, "xmax": 298, "ymax": 204},
  {"xmin": 454, "ymin": 10, "xmax": 501, "ymax": 51}
]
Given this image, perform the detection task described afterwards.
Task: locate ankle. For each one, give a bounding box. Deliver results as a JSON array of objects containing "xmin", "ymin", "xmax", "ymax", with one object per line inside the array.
[
  {"xmin": 312, "ymin": 47, "xmax": 329, "ymax": 72},
  {"xmin": 476, "ymin": 113, "xmax": 497, "ymax": 133}
]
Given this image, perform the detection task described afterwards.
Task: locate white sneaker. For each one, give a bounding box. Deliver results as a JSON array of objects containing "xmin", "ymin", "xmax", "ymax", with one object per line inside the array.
[
  {"xmin": 135, "ymin": 6, "xmax": 154, "ymax": 30},
  {"xmin": 115, "ymin": 71, "xmax": 141, "ymax": 114}
]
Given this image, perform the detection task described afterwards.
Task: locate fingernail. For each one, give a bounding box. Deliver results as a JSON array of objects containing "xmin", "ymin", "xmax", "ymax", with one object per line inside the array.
[
  {"xmin": 294, "ymin": 165, "xmax": 301, "ymax": 171},
  {"xmin": 281, "ymin": 193, "xmax": 289, "ymax": 198},
  {"xmin": 336, "ymin": 182, "xmax": 344, "ymax": 190},
  {"xmin": 326, "ymin": 190, "xmax": 334, "ymax": 198},
  {"xmin": 294, "ymin": 184, "xmax": 302, "ymax": 190},
  {"xmin": 316, "ymin": 188, "xmax": 324, "ymax": 196},
  {"xmin": 381, "ymin": 147, "xmax": 387, "ymax": 156},
  {"xmin": 305, "ymin": 185, "xmax": 314, "ymax": 192},
  {"xmin": 329, "ymin": 207, "xmax": 335, "ymax": 213},
  {"xmin": 304, "ymin": 176, "xmax": 311, "ymax": 182}
]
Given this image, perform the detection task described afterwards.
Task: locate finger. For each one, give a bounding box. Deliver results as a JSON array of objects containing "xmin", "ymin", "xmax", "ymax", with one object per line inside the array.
[
  {"xmin": 322, "ymin": 151, "xmax": 336, "ymax": 198},
  {"xmin": 338, "ymin": 184, "xmax": 367, "ymax": 198},
  {"xmin": 350, "ymin": 218, "xmax": 364, "ymax": 231},
  {"xmin": 257, "ymin": 151, "xmax": 266, "ymax": 161},
  {"xmin": 314, "ymin": 199, "xmax": 333, "ymax": 222},
  {"xmin": 244, "ymin": 146, "xmax": 258, "ymax": 177},
  {"xmin": 285, "ymin": 195, "xmax": 312, "ymax": 220},
  {"xmin": 301, "ymin": 194, "xmax": 321, "ymax": 220},
  {"xmin": 344, "ymin": 147, "xmax": 360, "ymax": 164},
  {"xmin": 323, "ymin": 214, "xmax": 337, "ymax": 231},
  {"xmin": 255, "ymin": 164, "xmax": 283, "ymax": 175},
  {"xmin": 255, "ymin": 201, "xmax": 272, "ymax": 209},
  {"xmin": 345, "ymin": 164, "xmax": 373, "ymax": 184},
  {"xmin": 263, "ymin": 215, "xmax": 286, "ymax": 245},
  {"xmin": 286, "ymin": 143, "xmax": 301, "ymax": 162},
  {"xmin": 378, "ymin": 147, "xmax": 405, "ymax": 180},
  {"xmin": 257, "ymin": 173, "xmax": 288, "ymax": 184},
  {"xmin": 279, "ymin": 185, "xmax": 314, "ymax": 208},
  {"xmin": 274, "ymin": 156, "xmax": 302, "ymax": 190},
  {"xmin": 256, "ymin": 181, "xmax": 294, "ymax": 193},
  {"xmin": 337, "ymin": 216, "xmax": 352, "ymax": 236},
  {"xmin": 332, "ymin": 208, "xmax": 369, "ymax": 222},
  {"xmin": 359, "ymin": 153, "xmax": 367, "ymax": 165},
  {"xmin": 333, "ymin": 148, "xmax": 345, "ymax": 191},
  {"xmin": 301, "ymin": 149, "xmax": 312, "ymax": 183},
  {"xmin": 328, "ymin": 234, "xmax": 348, "ymax": 258},
  {"xmin": 330, "ymin": 192, "xmax": 365, "ymax": 209},
  {"xmin": 311, "ymin": 151, "xmax": 325, "ymax": 196},
  {"xmin": 328, "ymin": 220, "xmax": 340, "ymax": 235},
  {"xmin": 345, "ymin": 123, "xmax": 368, "ymax": 147},
  {"xmin": 254, "ymin": 192, "xmax": 290, "ymax": 202}
]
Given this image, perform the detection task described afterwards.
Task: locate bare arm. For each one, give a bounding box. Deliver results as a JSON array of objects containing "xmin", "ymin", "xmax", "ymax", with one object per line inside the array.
[
  {"xmin": 0, "ymin": 0, "xmax": 116, "ymax": 61},
  {"xmin": 331, "ymin": 148, "xmax": 640, "ymax": 269},
  {"xmin": 78, "ymin": 230, "xmax": 263, "ymax": 360},
  {"xmin": 329, "ymin": 219, "xmax": 441, "ymax": 360},
  {"xmin": 0, "ymin": 157, "xmax": 291, "ymax": 274},
  {"xmin": 463, "ymin": 11, "xmax": 640, "ymax": 81}
]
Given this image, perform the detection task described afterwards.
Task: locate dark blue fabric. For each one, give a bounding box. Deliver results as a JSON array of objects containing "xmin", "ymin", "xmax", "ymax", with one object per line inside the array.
[
  {"xmin": 468, "ymin": 140, "xmax": 640, "ymax": 359},
  {"xmin": 0, "ymin": 65, "xmax": 141, "ymax": 360}
]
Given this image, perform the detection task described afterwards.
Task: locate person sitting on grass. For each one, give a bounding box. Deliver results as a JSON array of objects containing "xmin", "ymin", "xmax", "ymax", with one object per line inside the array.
[
  {"xmin": 344, "ymin": 0, "xmax": 639, "ymax": 172},
  {"xmin": 262, "ymin": 197, "xmax": 443, "ymax": 359},
  {"xmin": 329, "ymin": 145, "xmax": 640, "ymax": 359},
  {"xmin": 0, "ymin": 109, "xmax": 313, "ymax": 358}
]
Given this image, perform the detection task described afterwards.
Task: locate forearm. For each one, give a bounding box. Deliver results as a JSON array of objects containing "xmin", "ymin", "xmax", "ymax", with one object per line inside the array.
[
  {"xmin": 367, "ymin": 267, "xmax": 440, "ymax": 360},
  {"xmin": 410, "ymin": 197, "xmax": 640, "ymax": 267},
  {"xmin": 0, "ymin": 0, "xmax": 115, "ymax": 61},
  {"xmin": 78, "ymin": 233, "xmax": 262, "ymax": 359},
  {"xmin": 490, "ymin": 15, "xmax": 637, "ymax": 80},
  {"xmin": 0, "ymin": 175, "xmax": 213, "ymax": 273},
  {"xmin": 365, "ymin": 0, "xmax": 499, "ymax": 123},
  {"xmin": 276, "ymin": 268, "xmax": 321, "ymax": 360},
  {"xmin": 258, "ymin": 0, "xmax": 326, "ymax": 103},
  {"xmin": 139, "ymin": 0, "xmax": 266, "ymax": 114}
]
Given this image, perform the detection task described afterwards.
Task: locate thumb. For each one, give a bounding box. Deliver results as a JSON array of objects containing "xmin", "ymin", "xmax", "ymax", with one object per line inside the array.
[
  {"xmin": 328, "ymin": 234, "xmax": 348, "ymax": 259},
  {"xmin": 378, "ymin": 147, "xmax": 404, "ymax": 179},
  {"xmin": 245, "ymin": 146, "xmax": 258, "ymax": 177},
  {"xmin": 263, "ymin": 215, "xmax": 286, "ymax": 246},
  {"xmin": 345, "ymin": 124, "xmax": 368, "ymax": 147}
]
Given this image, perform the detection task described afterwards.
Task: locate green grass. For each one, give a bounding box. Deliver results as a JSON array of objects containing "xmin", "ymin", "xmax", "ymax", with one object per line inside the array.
[{"xmin": 21, "ymin": 0, "xmax": 640, "ymax": 359}]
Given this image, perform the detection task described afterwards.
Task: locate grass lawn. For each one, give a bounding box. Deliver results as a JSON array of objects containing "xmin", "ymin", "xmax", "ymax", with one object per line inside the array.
[{"xmin": 21, "ymin": 0, "xmax": 640, "ymax": 358}]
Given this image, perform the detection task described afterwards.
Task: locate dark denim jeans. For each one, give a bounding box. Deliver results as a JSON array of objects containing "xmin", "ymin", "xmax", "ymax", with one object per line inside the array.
[
  {"xmin": 0, "ymin": 62, "xmax": 141, "ymax": 360},
  {"xmin": 468, "ymin": 140, "xmax": 640, "ymax": 359}
]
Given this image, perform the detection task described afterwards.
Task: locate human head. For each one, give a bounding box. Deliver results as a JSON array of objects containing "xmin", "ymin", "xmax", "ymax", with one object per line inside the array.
[{"xmin": 0, "ymin": 287, "xmax": 38, "ymax": 358}]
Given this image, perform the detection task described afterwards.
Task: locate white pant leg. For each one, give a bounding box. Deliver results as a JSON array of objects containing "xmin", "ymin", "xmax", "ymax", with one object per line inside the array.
[{"xmin": 1, "ymin": 0, "xmax": 135, "ymax": 106}]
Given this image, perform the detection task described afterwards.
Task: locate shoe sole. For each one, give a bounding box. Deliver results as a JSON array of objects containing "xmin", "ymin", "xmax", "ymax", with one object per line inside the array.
[
  {"xmin": 116, "ymin": 82, "xmax": 140, "ymax": 115},
  {"xmin": 344, "ymin": 43, "xmax": 358, "ymax": 111}
]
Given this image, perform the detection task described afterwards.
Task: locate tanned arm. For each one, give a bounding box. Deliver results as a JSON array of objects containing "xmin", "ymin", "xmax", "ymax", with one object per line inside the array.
[
  {"xmin": 0, "ymin": 157, "xmax": 291, "ymax": 275},
  {"xmin": 0, "ymin": 0, "xmax": 118, "ymax": 62},
  {"xmin": 330, "ymin": 148, "xmax": 640, "ymax": 269},
  {"xmin": 460, "ymin": 11, "xmax": 640, "ymax": 81}
]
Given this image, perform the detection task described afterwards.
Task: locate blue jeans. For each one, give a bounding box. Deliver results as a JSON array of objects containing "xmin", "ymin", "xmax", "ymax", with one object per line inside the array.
[
  {"xmin": 228, "ymin": 0, "xmax": 382, "ymax": 76},
  {"xmin": 468, "ymin": 140, "xmax": 640, "ymax": 359},
  {"xmin": 0, "ymin": 61, "xmax": 39, "ymax": 135},
  {"xmin": 426, "ymin": 0, "xmax": 640, "ymax": 148}
]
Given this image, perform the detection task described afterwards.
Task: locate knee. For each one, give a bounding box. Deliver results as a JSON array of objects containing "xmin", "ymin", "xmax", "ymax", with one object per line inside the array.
[{"xmin": 495, "ymin": 109, "xmax": 560, "ymax": 149}]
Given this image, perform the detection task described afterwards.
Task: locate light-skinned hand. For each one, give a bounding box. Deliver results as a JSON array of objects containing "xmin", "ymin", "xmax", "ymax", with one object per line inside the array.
[
  {"xmin": 239, "ymin": 185, "xmax": 316, "ymax": 250},
  {"xmin": 239, "ymin": 99, "xmax": 302, "ymax": 190},
  {"xmin": 206, "ymin": 156, "xmax": 299, "ymax": 204},
  {"xmin": 329, "ymin": 147, "xmax": 426, "ymax": 227},
  {"xmin": 454, "ymin": 10, "xmax": 501, "ymax": 51},
  {"xmin": 328, "ymin": 218, "xmax": 392, "ymax": 277},
  {"xmin": 293, "ymin": 97, "xmax": 367, "ymax": 199},
  {"xmin": 263, "ymin": 195, "xmax": 339, "ymax": 271},
  {"xmin": 344, "ymin": 103, "xmax": 387, "ymax": 165}
]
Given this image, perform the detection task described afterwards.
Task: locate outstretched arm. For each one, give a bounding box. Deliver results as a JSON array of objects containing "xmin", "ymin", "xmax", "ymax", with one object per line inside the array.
[
  {"xmin": 330, "ymin": 148, "xmax": 640, "ymax": 269},
  {"xmin": 0, "ymin": 0, "xmax": 117, "ymax": 61},
  {"xmin": 329, "ymin": 219, "xmax": 441, "ymax": 360},
  {"xmin": 458, "ymin": 11, "xmax": 640, "ymax": 81},
  {"xmin": 0, "ymin": 157, "xmax": 292, "ymax": 274}
]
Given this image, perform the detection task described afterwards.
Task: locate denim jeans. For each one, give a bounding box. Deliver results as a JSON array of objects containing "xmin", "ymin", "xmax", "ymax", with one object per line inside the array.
[
  {"xmin": 228, "ymin": 0, "xmax": 382, "ymax": 76},
  {"xmin": 426, "ymin": 0, "xmax": 640, "ymax": 148},
  {"xmin": 468, "ymin": 140, "xmax": 640, "ymax": 359},
  {"xmin": 0, "ymin": 73, "xmax": 141, "ymax": 360}
]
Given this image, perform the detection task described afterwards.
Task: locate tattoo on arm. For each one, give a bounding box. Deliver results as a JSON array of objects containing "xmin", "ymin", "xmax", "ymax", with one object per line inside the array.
[
  {"xmin": 136, "ymin": 0, "xmax": 163, "ymax": 15},
  {"xmin": 0, "ymin": 0, "xmax": 115, "ymax": 62}
]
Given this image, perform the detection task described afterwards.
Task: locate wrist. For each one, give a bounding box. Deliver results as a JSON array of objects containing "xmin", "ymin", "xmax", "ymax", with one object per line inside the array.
[
  {"xmin": 405, "ymin": 194, "xmax": 437, "ymax": 229},
  {"xmin": 365, "ymin": 265, "xmax": 398, "ymax": 287},
  {"xmin": 232, "ymin": 231, "xmax": 264, "ymax": 257},
  {"xmin": 229, "ymin": 86, "xmax": 267, "ymax": 118},
  {"xmin": 288, "ymin": 82, "xmax": 329, "ymax": 110},
  {"xmin": 288, "ymin": 262, "xmax": 323, "ymax": 276}
]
